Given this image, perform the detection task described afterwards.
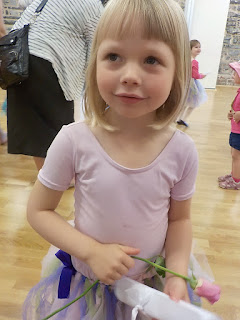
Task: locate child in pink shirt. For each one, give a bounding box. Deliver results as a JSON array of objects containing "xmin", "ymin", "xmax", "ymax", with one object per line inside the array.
[
  {"xmin": 22, "ymin": 1, "xmax": 201, "ymax": 319},
  {"xmin": 177, "ymin": 39, "xmax": 207, "ymax": 127},
  {"xmin": 218, "ymin": 61, "xmax": 240, "ymax": 190}
]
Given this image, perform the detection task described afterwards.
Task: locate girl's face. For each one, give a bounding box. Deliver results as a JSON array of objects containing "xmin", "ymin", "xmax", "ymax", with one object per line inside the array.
[
  {"xmin": 234, "ymin": 71, "xmax": 240, "ymax": 84},
  {"xmin": 96, "ymin": 36, "xmax": 175, "ymax": 121},
  {"xmin": 191, "ymin": 44, "xmax": 201, "ymax": 58}
]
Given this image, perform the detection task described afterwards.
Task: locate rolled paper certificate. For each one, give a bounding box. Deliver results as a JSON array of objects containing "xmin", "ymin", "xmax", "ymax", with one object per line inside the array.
[{"xmin": 114, "ymin": 277, "xmax": 221, "ymax": 320}]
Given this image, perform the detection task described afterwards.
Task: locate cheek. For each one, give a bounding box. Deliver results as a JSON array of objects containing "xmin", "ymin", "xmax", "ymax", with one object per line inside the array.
[
  {"xmin": 96, "ymin": 66, "xmax": 111, "ymax": 93},
  {"xmin": 149, "ymin": 74, "xmax": 173, "ymax": 95}
]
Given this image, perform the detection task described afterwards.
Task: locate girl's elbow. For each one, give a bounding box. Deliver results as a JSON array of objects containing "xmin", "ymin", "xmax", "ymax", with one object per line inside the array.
[{"xmin": 26, "ymin": 200, "xmax": 39, "ymax": 226}]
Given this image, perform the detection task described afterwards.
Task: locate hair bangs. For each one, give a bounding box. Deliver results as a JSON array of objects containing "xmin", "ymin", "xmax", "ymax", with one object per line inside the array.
[{"xmin": 96, "ymin": 0, "xmax": 180, "ymax": 46}]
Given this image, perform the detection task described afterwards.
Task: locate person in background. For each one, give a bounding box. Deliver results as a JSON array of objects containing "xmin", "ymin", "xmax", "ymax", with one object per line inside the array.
[
  {"xmin": 218, "ymin": 61, "xmax": 240, "ymax": 190},
  {"xmin": 22, "ymin": 0, "xmax": 200, "ymax": 319},
  {"xmin": 0, "ymin": 0, "xmax": 7, "ymax": 145},
  {"xmin": 7, "ymin": 0, "xmax": 104, "ymax": 170},
  {"xmin": 1, "ymin": 0, "xmax": 35, "ymax": 145},
  {"xmin": 177, "ymin": 39, "xmax": 207, "ymax": 127}
]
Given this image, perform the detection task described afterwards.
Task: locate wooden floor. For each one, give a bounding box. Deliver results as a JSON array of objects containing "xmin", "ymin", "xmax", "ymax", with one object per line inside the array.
[{"xmin": 0, "ymin": 86, "xmax": 240, "ymax": 320}]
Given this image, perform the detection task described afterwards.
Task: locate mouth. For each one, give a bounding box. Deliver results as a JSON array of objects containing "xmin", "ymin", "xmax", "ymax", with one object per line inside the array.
[
  {"xmin": 115, "ymin": 93, "xmax": 146, "ymax": 104},
  {"xmin": 116, "ymin": 94, "xmax": 145, "ymax": 104},
  {"xmin": 116, "ymin": 93, "xmax": 144, "ymax": 98}
]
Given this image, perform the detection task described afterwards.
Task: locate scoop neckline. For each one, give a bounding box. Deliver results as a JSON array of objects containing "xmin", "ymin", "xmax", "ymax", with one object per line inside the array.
[{"xmin": 82, "ymin": 123, "xmax": 179, "ymax": 173}]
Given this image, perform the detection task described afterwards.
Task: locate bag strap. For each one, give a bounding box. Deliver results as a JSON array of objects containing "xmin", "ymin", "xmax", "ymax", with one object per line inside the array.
[{"xmin": 35, "ymin": 0, "xmax": 48, "ymax": 14}]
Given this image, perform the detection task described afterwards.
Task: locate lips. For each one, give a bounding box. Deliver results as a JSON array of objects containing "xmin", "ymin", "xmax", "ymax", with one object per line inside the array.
[
  {"xmin": 115, "ymin": 93, "xmax": 145, "ymax": 104},
  {"xmin": 116, "ymin": 93, "xmax": 144, "ymax": 99}
]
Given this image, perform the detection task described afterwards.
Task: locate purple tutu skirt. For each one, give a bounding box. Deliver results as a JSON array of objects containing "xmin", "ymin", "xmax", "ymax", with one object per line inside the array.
[
  {"xmin": 187, "ymin": 79, "xmax": 207, "ymax": 108},
  {"xmin": 22, "ymin": 249, "xmax": 202, "ymax": 320}
]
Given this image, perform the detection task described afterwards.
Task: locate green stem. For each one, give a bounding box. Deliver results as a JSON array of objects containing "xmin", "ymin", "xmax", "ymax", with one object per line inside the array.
[
  {"xmin": 131, "ymin": 256, "xmax": 191, "ymax": 281},
  {"xmin": 41, "ymin": 280, "xmax": 99, "ymax": 320}
]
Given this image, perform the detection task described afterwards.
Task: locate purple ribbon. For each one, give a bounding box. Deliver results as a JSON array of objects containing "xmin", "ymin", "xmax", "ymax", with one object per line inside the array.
[
  {"xmin": 55, "ymin": 250, "xmax": 77, "ymax": 299},
  {"xmin": 105, "ymin": 285, "xmax": 118, "ymax": 320}
]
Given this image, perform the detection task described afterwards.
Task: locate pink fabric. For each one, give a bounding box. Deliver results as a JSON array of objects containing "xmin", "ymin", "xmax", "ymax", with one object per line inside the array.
[
  {"xmin": 192, "ymin": 59, "xmax": 204, "ymax": 79},
  {"xmin": 231, "ymin": 88, "xmax": 240, "ymax": 134},
  {"xmin": 38, "ymin": 122, "xmax": 198, "ymax": 281}
]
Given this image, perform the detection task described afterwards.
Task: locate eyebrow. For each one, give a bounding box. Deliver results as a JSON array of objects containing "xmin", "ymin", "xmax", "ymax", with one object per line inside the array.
[{"xmin": 100, "ymin": 41, "xmax": 171, "ymax": 57}]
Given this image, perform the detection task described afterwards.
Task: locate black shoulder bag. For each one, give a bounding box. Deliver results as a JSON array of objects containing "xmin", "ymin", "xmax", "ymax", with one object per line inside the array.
[{"xmin": 0, "ymin": 0, "xmax": 48, "ymax": 90}]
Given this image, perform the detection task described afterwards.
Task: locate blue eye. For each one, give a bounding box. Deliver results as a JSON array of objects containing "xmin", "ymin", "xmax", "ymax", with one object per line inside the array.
[
  {"xmin": 145, "ymin": 56, "xmax": 159, "ymax": 65},
  {"xmin": 108, "ymin": 53, "xmax": 119, "ymax": 61}
]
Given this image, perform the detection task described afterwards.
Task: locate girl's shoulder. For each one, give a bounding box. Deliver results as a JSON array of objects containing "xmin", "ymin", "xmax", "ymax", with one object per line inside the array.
[
  {"xmin": 172, "ymin": 129, "xmax": 196, "ymax": 149},
  {"xmin": 60, "ymin": 121, "xmax": 93, "ymax": 143},
  {"xmin": 155, "ymin": 127, "xmax": 197, "ymax": 160},
  {"xmin": 192, "ymin": 59, "xmax": 198, "ymax": 65}
]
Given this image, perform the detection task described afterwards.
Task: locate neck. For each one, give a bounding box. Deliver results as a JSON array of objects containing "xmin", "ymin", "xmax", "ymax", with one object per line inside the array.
[{"xmin": 106, "ymin": 109, "xmax": 157, "ymax": 137}]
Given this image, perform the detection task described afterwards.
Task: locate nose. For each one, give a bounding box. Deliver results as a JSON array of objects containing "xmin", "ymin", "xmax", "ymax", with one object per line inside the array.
[{"xmin": 120, "ymin": 62, "xmax": 141, "ymax": 86}]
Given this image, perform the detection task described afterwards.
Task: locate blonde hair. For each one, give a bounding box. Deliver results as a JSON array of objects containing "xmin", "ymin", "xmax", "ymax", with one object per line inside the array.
[{"xmin": 84, "ymin": 0, "xmax": 191, "ymax": 130}]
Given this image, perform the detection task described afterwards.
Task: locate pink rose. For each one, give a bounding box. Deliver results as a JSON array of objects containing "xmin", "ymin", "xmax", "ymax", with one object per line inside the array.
[{"xmin": 194, "ymin": 279, "xmax": 221, "ymax": 304}]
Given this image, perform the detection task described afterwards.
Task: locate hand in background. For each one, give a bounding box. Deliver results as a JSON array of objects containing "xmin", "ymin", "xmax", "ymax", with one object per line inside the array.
[
  {"xmin": 228, "ymin": 110, "xmax": 234, "ymax": 120},
  {"xmin": 233, "ymin": 111, "xmax": 240, "ymax": 123},
  {"xmin": 164, "ymin": 276, "xmax": 190, "ymax": 303},
  {"xmin": 86, "ymin": 243, "xmax": 140, "ymax": 285}
]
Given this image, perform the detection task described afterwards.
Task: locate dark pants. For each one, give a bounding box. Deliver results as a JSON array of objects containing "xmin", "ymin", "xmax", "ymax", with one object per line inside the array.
[{"xmin": 7, "ymin": 55, "xmax": 74, "ymax": 158}]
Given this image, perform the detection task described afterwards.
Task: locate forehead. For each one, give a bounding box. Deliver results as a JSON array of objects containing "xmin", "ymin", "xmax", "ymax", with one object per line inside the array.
[{"xmin": 98, "ymin": 37, "xmax": 173, "ymax": 56}]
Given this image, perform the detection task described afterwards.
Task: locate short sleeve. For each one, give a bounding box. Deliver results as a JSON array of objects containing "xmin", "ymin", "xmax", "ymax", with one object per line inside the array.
[
  {"xmin": 38, "ymin": 126, "xmax": 75, "ymax": 191},
  {"xmin": 171, "ymin": 142, "xmax": 198, "ymax": 201}
]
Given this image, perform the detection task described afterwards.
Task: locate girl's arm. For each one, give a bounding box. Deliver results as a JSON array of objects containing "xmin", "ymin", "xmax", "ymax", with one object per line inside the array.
[
  {"xmin": 164, "ymin": 197, "xmax": 192, "ymax": 301},
  {"xmin": 27, "ymin": 179, "xmax": 139, "ymax": 284},
  {"xmin": 27, "ymin": 180, "xmax": 98, "ymax": 262},
  {"xmin": 192, "ymin": 60, "xmax": 205, "ymax": 79}
]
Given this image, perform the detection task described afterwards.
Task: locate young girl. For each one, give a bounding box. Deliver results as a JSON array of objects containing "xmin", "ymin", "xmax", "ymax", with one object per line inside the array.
[
  {"xmin": 218, "ymin": 61, "xmax": 240, "ymax": 190},
  {"xmin": 23, "ymin": 0, "xmax": 199, "ymax": 319},
  {"xmin": 177, "ymin": 39, "xmax": 207, "ymax": 127}
]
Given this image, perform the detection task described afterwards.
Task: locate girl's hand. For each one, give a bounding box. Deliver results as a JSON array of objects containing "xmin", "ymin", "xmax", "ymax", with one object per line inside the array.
[
  {"xmin": 86, "ymin": 243, "xmax": 140, "ymax": 285},
  {"xmin": 233, "ymin": 111, "xmax": 240, "ymax": 123},
  {"xmin": 164, "ymin": 276, "xmax": 190, "ymax": 303},
  {"xmin": 228, "ymin": 110, "xmax": 233, "ymax": 120}
]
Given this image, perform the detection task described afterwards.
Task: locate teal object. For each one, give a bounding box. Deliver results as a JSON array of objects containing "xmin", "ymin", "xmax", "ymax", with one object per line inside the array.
[{"xmin": 2, "ymin": 98, "xmax": 7, "ymax": 114}]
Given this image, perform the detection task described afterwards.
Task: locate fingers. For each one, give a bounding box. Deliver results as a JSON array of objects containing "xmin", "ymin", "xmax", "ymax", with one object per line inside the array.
[
  {"xmin": 101, "ymin": 265, "xmax": 129, "ymax": 285},
  {"xmin": 119, "ymin": 245, "xmax": 140, "ymax": 269},
  {"xmin": 184, "ymin": 293, "xmax": 190, "ymax": 303},
  {"xmin": 164, "ymin": 277, "xmax": 189, "ymax": 303},
  {"xmin": 116, "ymin": 263, "xmax": 129, "ymax": 276},
  {"xmin": 165, "ymin": 289, "xmax": 189, "ymax": 303},
  {"xmin": 89, "ymin": 244, "xmax": 140, "ymax": 285},
  {"xmin": 120, "ymin": 245, "xmax": 140, "ymax": 256}
]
